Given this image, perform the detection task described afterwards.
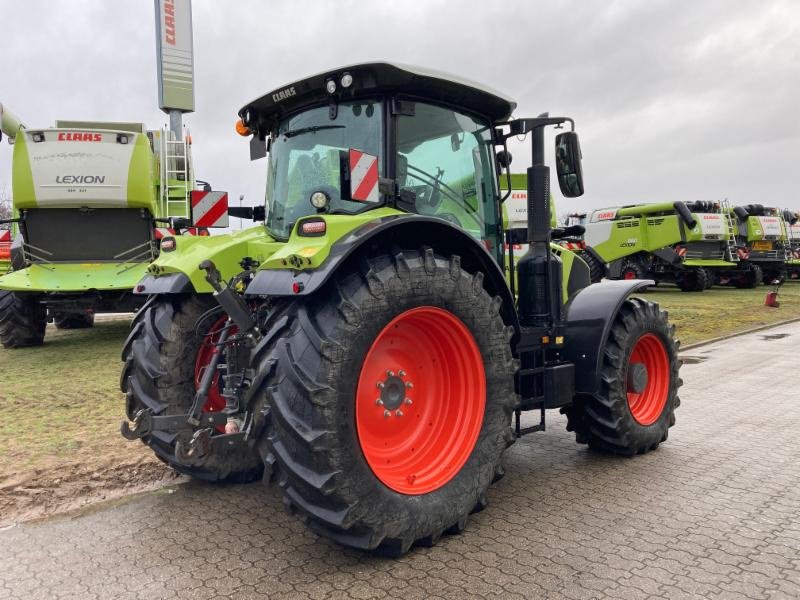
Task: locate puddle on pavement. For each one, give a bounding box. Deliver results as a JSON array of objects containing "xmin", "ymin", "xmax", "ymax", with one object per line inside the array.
[
  {"xmin": 760, "ymin": 333, "xmax": 790, "ymax": 341},
  {"xmin": 679, "ymin": 355, "xmax": 707, "ymax": 364}
]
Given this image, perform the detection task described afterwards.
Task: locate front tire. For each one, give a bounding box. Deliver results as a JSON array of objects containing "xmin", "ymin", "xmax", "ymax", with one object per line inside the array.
[
  {"xmin": 253, "ymin": 248, "xmax": 516, "ymax": 554},
  {"xmin": 120, "ymin": 294, "xmax": 263, "ymax": 482},
  {"xmin": 0, "ymin": 290, "xmax": 46, "ymax": 348},
  {"xmin": 563, "ymin": 298, "xmax": 681, "ymax": 455},
  {"xmin": 677, "ymin": 267, "xmax": 708, "ymax": 292}
]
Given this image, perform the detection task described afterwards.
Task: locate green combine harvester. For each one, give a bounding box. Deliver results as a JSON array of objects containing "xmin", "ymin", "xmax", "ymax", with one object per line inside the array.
[
  {"xmin": 787, "ymin": 213, "xmax": 800, "ymax": 280},
  {"xmin": 0, "ymin": 103, "xmax": 210, "ymax": 347},
  {"xmin": 120, "ymin": 63, "xmax": 682, "ymax": 555},
  {"xmin": 728, "ymin": 204, "xmax": 796, "ymax": 284},
  {"xmin": 570, "ymin": 200, "xmax": 743, "ymax": 291}
]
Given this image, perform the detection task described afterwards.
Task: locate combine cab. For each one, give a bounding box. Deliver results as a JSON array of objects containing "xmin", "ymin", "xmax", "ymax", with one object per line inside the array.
[
  {"xmin": 120, "ymin": 63, "xmax": 681, "ymax": 554},
  {"xmin": 0, "ymin": 111, "xmax": 217, "ymax": 347}
]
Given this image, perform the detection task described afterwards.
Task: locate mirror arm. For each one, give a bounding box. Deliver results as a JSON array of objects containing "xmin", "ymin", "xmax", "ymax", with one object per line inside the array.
[{"xmin": 495, "ymin": 116, "xmax": 574, "ymax": 144}]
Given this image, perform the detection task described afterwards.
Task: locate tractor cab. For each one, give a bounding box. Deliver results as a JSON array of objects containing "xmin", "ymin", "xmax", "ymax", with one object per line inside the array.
[{"xmin": 237, "ymin": 63, "xmax": 581, "ymax": 270}]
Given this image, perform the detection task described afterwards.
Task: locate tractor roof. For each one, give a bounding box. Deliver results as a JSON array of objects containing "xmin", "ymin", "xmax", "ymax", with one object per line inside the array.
[{"xmin": 239, "ymin": 62, "xmax": 517, "ymax": 131}]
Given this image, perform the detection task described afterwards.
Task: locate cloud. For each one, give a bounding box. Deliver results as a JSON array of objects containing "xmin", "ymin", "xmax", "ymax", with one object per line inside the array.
[{"xmin": 1, "ymin": 0, "xmax": 798, "ymax": 218}]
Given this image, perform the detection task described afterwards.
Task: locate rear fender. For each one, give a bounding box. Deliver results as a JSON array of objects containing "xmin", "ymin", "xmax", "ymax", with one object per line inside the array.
[
  {"xmin": 561, "ymin": 279, "xmax": 653, "ymax": 395},
  {"xmin": 134, "ymin": 225, "xmax": 278, "ymax": 295},
  {"xmin": 245, "ymin": 214, "xmax": 519, "ymax": 331}
]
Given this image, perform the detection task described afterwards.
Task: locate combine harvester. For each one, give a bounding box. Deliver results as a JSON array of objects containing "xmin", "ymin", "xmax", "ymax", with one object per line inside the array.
[
  {"xmin": 569, "ymin": 200, "xmax": 749, "ymax": 290},
  {"xmin": 0, "ymin": 110, "xmax": 214, "ymax": 347},
  {"xmin": 120, "ymin": 62, "xmax": 682, "ymax": 555},
  {"xmin": 0, "ymin": 1, "xmax": 225, "ymax": 348},
  {"xmin": 729, "ymin": 204, "xmax": 796, "ymax": 284},
  {"xmin": 786, "ymin": 211, "xmax": 800, "ymax": 280}
]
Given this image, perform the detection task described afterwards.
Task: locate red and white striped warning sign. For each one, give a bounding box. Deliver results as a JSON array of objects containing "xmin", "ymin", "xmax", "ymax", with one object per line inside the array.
[
  {"xmin": 349, "ymin": 149, "xmax": 379, "ymax": 203},
  {"xmin": 0, "ymin": 230, "xmax": 11, "ymax": 260},
  {"xmin": 191, "ymin": 190, "xmax": 229, "ymax": 228}
]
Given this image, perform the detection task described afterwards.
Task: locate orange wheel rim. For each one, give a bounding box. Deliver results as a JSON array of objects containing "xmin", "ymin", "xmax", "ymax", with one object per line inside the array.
[
  {"xmin": 626, "ymin": 333, "xmax": 670, "ymax": 426},
  {"xmin": 356, "ymin": 307, "xmax": 485, "ymax": 495}
]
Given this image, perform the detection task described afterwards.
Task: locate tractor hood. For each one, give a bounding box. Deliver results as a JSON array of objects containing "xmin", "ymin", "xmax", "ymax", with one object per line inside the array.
[{"xmin": 0, "ymin": 262, "xmax": 149, "ymax": 293}]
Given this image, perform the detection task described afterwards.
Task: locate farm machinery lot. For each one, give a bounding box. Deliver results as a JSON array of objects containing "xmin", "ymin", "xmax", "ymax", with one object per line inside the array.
[
  {"xmin": 2, "ymin": 318, "xmax": 799, "ymax": 600},
  {"xmin": 1, "ymin": 284, "xmax": 798, "ymax": 525}
]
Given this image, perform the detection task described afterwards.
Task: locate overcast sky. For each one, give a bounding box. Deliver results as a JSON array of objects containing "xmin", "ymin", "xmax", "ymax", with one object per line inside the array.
[{"xmin": 2, "ymin": 0, "xmax": 798, "ymax": 222}]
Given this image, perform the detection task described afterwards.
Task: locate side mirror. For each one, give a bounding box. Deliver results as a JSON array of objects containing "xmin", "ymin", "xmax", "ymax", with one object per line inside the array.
[
  {"xmin": 496, "ymin": 150, "xmax": 512, "ymax": 175},
  {"xmin": 228, "ymin": 205, "xmax": 265, "ymax": 221},
  {"xmin": 190, "ymin": 190, "xmax": 230, "ymax": 228},
  {"xmin": 555, "ymin": 131, "xmax": 584, "ymax": 198}
]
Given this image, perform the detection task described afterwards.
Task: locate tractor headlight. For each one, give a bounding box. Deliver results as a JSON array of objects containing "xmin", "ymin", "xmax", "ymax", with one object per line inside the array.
[
  {"xmin": 325, "ymin": 79, "xmax": 337, "ymax": 94},
  {"xmin": 310, "ymin": 191, "xmax": 330, "ymax": 209},
  {"xmin": 340, "ymin": 72, "xmax": 353, "ymax": 88}
]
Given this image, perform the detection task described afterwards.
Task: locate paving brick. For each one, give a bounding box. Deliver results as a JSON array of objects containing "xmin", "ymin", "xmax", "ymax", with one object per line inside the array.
[{"xmin": 1, "ymin": 323, "xmax": 799, "ymax": 599}]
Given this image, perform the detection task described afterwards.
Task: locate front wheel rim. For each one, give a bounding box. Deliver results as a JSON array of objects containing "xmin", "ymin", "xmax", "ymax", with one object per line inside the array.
[
  {"xmin": 356, "ymin": 307, "xmax": 486, "ymax": 495},
  {"xmin": 626, "ymin": 333, "xmax": 670, "ymax": 426}
]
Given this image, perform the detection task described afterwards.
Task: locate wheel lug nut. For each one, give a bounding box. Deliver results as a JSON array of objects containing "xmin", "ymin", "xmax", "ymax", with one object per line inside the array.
[
  {"xmin": 387, "ymin": 370, "xmax": 394, "ymax": 377},
  {"xmin": 377, "ymin": 382, "xmax": 384, "ymax": 389},
  {"xmin": 398, "ymin": 370, "xmax": 406, "ymax": 377},
  {"xmin": 376, "ymin": 398, "xmax": 384, "ymax": 406},
  {"xmin": 404, "ymin": 398, "xmax": 412, "ymax": 405},
  {"xmin": 405, "ymin": 382, "xmax": 413, "ymax": 389},
  {"xmin": 396, "ymin": 410, "xmax": 404, "ymax": 417},
  {"xmin": 383, "ymin": 410, "xmax": 391, "ymax": 418}
]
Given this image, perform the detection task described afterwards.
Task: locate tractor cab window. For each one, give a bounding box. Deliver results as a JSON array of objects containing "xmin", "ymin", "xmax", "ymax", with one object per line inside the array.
[
  {"xmin": 396, "ymin": 102, "xmax": 500, "ymax": 258},
  {"xmin": 265, "ymin": 101, "xmax": 383, "ymax": 240}
]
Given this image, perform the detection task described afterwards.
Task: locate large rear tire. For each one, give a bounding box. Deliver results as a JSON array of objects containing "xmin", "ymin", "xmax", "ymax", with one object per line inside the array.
[
  {"xmin": 120, "ymin": 294, "xmax": 263, "ymax": 482},
  {"xmin": 677, "ymin": 267, "xmax": 708, "ymax": 292},
  {"xmin": 0, "ymin": 290, "xmax": 46, "ymax": 348},
  {"xmin": 577, "ymin": 249, "xmax": 606, "ymax": 283},
  {"xmin": 253, "ymin": 248, "xmax": 516, "ymax": 554},
  {"xmin": 734, "ymin": 264, "xmax": 762, "ymax": 289},
  {"xmin": 563, "ymin": 298, "xmax": 681, "ymax": 455}
]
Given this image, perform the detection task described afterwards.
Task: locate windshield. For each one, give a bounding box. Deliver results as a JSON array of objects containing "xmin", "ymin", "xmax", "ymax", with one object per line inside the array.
[{"xmin": 265, "ymin": 101, "xmax": 383, "ymax": 239}]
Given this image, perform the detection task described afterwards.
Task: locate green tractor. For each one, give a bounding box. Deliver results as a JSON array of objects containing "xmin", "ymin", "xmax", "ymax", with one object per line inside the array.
[
  {"xmin": 727, "ymin": 204, "xmax": 795, "ymax": 284},
  {"xmin": 571, "ymin": 200, "xmax": 744, "ymax": 291},
  {"xmin": 0, "ymin": 106, "xmax": 216, "ymax": 347},
  {"xmin": 120, "ymin": 63, "xmax": 682, "ymax": 554}
]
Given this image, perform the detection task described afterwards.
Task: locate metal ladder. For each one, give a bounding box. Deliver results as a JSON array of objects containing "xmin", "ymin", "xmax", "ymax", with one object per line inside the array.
[
  {"xmin": 721, "ymin": 199, "xmax": 738, "ymax": 262},
  {"xmin": 783, "ymin": 210, "xmax": 796, "ymax": 261},
  {"xmin": 158, "ymin": 129, "xmax": 192, "ymax": 219}
]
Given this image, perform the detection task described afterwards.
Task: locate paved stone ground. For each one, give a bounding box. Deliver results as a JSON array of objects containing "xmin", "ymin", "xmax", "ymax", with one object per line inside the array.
[{"xmin": 2, "ymin": 322, "xmax": 799, "ymax": 599}]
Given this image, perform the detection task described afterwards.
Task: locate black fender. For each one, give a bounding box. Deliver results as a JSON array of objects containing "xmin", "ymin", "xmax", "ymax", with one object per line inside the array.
[
  {"xmin": 561, "ymin": 279, "xmax": 653, "ymax": 396},
  {"xmin": 245, "ymin": 214, "xmax": 519, "ymax": 330},
  {"xmin": 133, "ymin": 273, "xmax": 192, "ymax": 295}
]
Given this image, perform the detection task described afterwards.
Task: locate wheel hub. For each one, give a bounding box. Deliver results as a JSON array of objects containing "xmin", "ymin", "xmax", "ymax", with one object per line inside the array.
[
  {"xmin": 377, "ymin": 370, "xmax": 412, "ymax": 413},
  {"xmin": 627, "ymin": 362, "xmax": 648, "ymax": 394}
]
